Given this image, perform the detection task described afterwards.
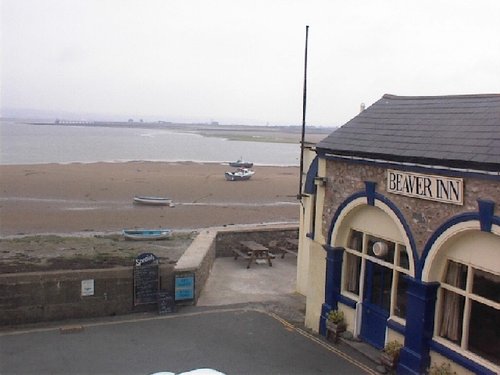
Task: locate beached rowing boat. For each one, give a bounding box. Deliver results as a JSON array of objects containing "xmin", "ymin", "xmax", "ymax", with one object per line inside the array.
[
  {"xmin": 133, "ymin": 196, "xmax": 173, "ymax": 206},
  {"xmin": 122, "ymin": 229, "xmax": 172, "ymax": 241}
]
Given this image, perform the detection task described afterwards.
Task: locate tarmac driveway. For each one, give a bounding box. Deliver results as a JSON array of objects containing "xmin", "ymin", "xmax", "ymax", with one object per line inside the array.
[{"xmin": 0, "ymin": 308, "xmax": 375, "ymax": 375}]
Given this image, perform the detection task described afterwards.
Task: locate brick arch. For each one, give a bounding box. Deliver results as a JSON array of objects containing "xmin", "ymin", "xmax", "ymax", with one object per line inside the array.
[{"xmin": 327, "ymin": 182, "xmax": 418, "ymax": 276}]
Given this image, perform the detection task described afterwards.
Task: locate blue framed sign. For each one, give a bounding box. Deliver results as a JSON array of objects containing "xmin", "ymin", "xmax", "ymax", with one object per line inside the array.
[{"xmin": 175, "ymin": 274, "xmax": 195, "ymax": 301}]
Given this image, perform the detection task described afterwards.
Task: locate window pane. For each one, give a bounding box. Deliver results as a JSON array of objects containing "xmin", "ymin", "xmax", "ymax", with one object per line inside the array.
[
  {"xmin": 443, "ymin": 260, "xmax": 467, "ymax": 290},
  {"xmin": 468, "ymin": 301, "xmax": 500, "ymax": 365},
  {"xmin": 344, "ymin": 253, "xmax": 361, "ymax": 295},
  {"xmin": 438, "ymin": 289, "xmax": 464, "ymax": 344},
  {"xmin": 395, "ymin": 273, "xmax": 408, "ymax": 319},
  {"xmin": 473, "ymin": 268, "xmax": 500, "ymax": 303},
  {"xmin": 398, "ymin": 245, "xmax": 409, "ymax": 270},
  {"xmin": 348, "ymin": 230, "xmax": 363, "ymax": 252}
]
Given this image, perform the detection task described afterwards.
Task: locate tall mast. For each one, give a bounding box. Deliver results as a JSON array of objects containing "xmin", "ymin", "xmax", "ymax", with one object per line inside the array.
[{"xmin": 298, "ymin": 25, "xmax": 309, "ymax": 200}]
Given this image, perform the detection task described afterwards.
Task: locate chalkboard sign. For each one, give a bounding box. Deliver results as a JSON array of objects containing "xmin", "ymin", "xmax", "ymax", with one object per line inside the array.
[
  {"xmin": 134, "ymin": 253, "xmax": 160, "ymax": 306},
  {"xmin": 158, "ymin": 290, "xmax": 175, "ymax": 314}
]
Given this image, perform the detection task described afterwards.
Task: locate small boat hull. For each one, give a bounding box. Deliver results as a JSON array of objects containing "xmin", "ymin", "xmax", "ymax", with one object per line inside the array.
[
  {"xmin": 224, "ymin": 168, "xmax": 255, "ymax": 181},
  {"xmin": 229, "ymin": 158, "xmax": 253, "ymax": 168},
  {"xmin": 133, "ymin": 196, "xmax": 173, "ymax": 206},
  {"xmin": 123, "ymin": 229, "xmax": 172, "ymax": 241},
  {"xmin": 229, "ymin": 161, "xmax": 253, "ymax": 168}
]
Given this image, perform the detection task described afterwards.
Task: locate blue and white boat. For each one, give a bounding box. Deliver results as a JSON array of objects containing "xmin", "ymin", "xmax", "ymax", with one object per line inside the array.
[
  {"xmin": 229, "ymin": 158, "xmax": 254, "ymax": 168},
  {"xmin": 123, "ymin": 229, "xmax": 172, "ymax": 241},
  {"xmin": 224, "ymin": 168, "xmax": 255, "ymax": 181}
]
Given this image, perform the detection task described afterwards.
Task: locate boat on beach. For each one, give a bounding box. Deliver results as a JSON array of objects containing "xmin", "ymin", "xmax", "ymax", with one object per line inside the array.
[
  {"xmin": 224, "ymin": 168, "xmax": 255, "ymax": 181},
  {"xmin": 133, "ymin": 196, "xmax": 173, "ymax": 206},
  {"xmin": 229, "ymin": 158, "xmax": 253, "ymax": 168},
  {"xmin": 122, "ymin": 229, "xmax": 172, "ymax": 241}
]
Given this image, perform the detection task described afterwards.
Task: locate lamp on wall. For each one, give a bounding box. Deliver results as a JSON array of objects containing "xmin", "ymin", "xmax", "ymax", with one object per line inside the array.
[
  {"xmin": 314, "ymin": 176, "xmax": 328, "ymax": 187},
  {"xmin": 372, "ymin": 241, "xmax": 388, "ymax": 257}
]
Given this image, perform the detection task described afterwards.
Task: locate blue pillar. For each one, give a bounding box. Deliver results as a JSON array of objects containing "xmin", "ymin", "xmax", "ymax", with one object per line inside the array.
[
  {"xmin": 398, "ymin": 278, "xmax": 440, "ymax": 375},
  {"xmin": 320, "ymin": 245, "xmax": 344, "ymax": 336}
]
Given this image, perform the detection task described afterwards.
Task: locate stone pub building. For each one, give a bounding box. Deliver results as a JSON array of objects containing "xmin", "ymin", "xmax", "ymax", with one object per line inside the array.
[{"xmin": 297, "ymin": 94, "xmax": 499, "ymax": 374}]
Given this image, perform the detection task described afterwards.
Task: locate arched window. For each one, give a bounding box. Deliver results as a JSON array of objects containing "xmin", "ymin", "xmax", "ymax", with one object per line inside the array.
[
  {"xmin": 333, "ymin": 203, "xmax": 414, "ymax": 325},
  {"xmin": 430, "ymin": 230, "xmax": 500, "ymax": 368}
]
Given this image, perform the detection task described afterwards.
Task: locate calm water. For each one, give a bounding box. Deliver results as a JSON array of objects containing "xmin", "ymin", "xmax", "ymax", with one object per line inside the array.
[{"xmin": 0, "ymin": 121, "xmax": 300, "ymax": 166}]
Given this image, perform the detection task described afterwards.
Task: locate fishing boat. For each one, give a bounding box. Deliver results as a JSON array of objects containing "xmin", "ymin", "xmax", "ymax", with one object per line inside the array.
[
  {"xmin": 133, "ymin": 196, "xmax": 173, "ymax": 206},
  {"xmin": 122, "ymin": 229, "xmax": 172, "ymax": 241},
  {"xmin": 229, "ymin": 158, "xmax": 253, "ymax": 168},
  {"xmin": 224, "ymin": 168, "xmax": 255, "ymax": 181}
]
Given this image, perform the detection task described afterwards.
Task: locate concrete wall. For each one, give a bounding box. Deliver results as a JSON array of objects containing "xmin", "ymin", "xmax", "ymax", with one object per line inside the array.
[{"xmin": 0, "ymin": 224, "xmax": 298, "ymax": 326}]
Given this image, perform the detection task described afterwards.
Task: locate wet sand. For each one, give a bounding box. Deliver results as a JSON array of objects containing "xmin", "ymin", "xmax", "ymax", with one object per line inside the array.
[{"xmin": 0, "ymin": 161, "xmax": 300, "ymax": 236}]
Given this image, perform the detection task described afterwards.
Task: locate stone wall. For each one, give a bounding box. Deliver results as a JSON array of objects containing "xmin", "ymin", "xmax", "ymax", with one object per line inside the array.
[
  {"xmin": 0, "ymin": 225, "xmax": 298, "ymax": 326},
  {"xmin": 174, "ymin": 229, "xmax": 217, "ymax": 305},
  {"xmin": 216, "ymin": 227, "xmax": 299, "ymax": 257},
  {"xmin": 0, "ymin": 265, "xmax": 174, "ymax": 326},
  {"xmin": 322, "ymin": 160, "xmax": 500, "ymax": 255}
]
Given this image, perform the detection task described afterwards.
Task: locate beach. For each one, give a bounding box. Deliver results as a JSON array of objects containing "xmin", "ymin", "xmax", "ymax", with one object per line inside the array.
[{"xmin": 0, "ymin": 161, "xmax": 300, "ymax": 236}]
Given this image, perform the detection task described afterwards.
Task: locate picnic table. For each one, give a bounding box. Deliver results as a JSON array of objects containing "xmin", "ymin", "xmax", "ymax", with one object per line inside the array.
[
  {"xmin": 279, "ymin": 238, "xmax": 299, "ymax": 258},
  {"xmin": 234, "ymin": 240, "xmax": 273, "ymax": 268}
]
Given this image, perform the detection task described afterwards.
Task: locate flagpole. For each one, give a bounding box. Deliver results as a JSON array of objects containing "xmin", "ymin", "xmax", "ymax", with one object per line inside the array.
[{"xmin": 298, "ymin": 25, "xmax": 309, "ymax": 200}]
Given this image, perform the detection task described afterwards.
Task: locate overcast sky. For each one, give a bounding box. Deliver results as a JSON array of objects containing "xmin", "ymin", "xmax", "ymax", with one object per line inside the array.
[{"xmin": 2, "ymin": 0, "xmax": 500, "ymax": 126}]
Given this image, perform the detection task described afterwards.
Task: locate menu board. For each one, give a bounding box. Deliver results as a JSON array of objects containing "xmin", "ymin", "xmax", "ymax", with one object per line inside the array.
[
  {"xmin": 158, "ymin": 290, "xmax": 175, "ymax": 314},
  {"xmin": 133, "ymin": 253, "xmax": 159, "ymax": 306}
]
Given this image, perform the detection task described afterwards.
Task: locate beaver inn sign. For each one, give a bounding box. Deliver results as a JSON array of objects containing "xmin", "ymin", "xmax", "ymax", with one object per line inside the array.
[
  {"xmin": 387, "ymin": 170, "xmax": 463, "ymax": 205},
  {"xmin": 297, "ymin": 94, "xmax": 500, "ymax": 375}
]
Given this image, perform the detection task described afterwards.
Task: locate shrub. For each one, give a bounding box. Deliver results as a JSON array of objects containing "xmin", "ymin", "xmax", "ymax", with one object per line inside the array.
[{"xmin": 326, "ymin": 309, "xmax": 344, "ymax": 324}]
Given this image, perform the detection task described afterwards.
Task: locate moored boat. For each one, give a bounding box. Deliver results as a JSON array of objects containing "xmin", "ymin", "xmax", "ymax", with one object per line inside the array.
[
  {"xmin": 224, "ymin": 168, "xmax": 255, "ymax": 181},
  {"xmin": 229, "ymin": 158, "xmax": 253, "ymax": 168},
  {"xmin": 133, "ymin": 196, "xmax": 173, "ymax": 206},
  {"xmin": 122, "ymin": 229, "xmax": 172, "ymax": 241}
]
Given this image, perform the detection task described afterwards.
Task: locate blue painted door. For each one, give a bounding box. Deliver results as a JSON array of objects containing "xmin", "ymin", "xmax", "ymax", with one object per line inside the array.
[{"xmin": 360, "ymin": 260, "xmax": 392, "ymax": 349}]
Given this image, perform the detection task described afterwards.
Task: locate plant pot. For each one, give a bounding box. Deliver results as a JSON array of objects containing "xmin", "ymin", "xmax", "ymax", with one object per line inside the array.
[
  {"xmin": 325, "ymin": 320, "xmax": 346, "ymax": 343},
  {"xmin": 380, "ymin": 352, "xmax": 399, "ymax": 370}
]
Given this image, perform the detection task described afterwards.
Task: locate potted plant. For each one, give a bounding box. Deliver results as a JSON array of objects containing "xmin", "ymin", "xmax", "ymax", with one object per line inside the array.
[
  {"xmin": 325, "ymin": 309, "xmax": 346, "ymax": 342},
  {"xmin": 428, "ymin": 362, "xmax": 456, "ymax": 375},
  {"xmin": 380, "ymin": 340, "xmax": 402, "ymax": 370}
]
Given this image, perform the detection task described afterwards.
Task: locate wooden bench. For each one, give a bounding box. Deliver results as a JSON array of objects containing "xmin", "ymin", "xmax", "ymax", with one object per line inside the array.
[
  {"xmin": 238, "ymin": 240, "xmax": 273, "ymax": 268},
  {"xmin": 279, "ymin": 238, "xmax": 299, "ymax": 258},
  {"xmin": 232, "ymin": 248, "xmax": 251, "ymax": 260}
]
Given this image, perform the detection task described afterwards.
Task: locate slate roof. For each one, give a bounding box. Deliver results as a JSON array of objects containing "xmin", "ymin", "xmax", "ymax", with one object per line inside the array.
[{"xmin": 316, "ymin": 94, "xmax": 500, "ymax": 172}]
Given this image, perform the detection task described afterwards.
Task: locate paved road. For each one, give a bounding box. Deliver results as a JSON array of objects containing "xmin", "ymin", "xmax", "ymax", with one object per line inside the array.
[{"xmin": 1, "ymin": 308, "xmax": 376, "ymax": 375}]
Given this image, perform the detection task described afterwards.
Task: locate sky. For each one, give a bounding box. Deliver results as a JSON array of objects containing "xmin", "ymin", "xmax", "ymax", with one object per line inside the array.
[{"xmin": 1, "ymin": 0, "xmax": 500, "ymax": 126}]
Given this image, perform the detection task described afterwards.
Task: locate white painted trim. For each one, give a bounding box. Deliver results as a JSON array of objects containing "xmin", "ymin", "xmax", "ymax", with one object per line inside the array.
[{"xmin": 421, "ymin": 223, "xmax": 500, "ymax": 282}]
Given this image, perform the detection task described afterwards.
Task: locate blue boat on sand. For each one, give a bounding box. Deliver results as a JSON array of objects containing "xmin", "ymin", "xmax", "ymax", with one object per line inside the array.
[{"xmin": 122, "ymin": 229, "xmax": 172, "ymax": 241}]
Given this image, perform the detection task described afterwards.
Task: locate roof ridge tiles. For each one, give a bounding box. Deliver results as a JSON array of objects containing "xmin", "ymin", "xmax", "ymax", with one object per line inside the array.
[{"xmin": 382, "ymin": 93, "xmax": 500, "ymax": 100}]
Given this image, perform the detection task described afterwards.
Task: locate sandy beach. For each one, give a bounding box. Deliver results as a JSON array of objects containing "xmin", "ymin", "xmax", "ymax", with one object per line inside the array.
[{"xmin": 0, "ymin": 161, "xmax": 300, "ymax": 236}]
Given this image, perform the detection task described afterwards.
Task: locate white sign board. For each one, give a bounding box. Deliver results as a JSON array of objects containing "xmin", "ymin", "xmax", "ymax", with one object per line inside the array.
[
  {"xmin": 387, "ymin": 169, "xmax": 463, "ymax": 205},
  {"xmin": 81, "ymin": 279, "xmax": 95, "ymax": 296}
]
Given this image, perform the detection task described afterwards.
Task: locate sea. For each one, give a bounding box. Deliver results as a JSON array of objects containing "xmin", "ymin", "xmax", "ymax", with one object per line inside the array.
[{"xmin": 0, "ymin": 120, "xmax": 300, "ymax": 166}]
